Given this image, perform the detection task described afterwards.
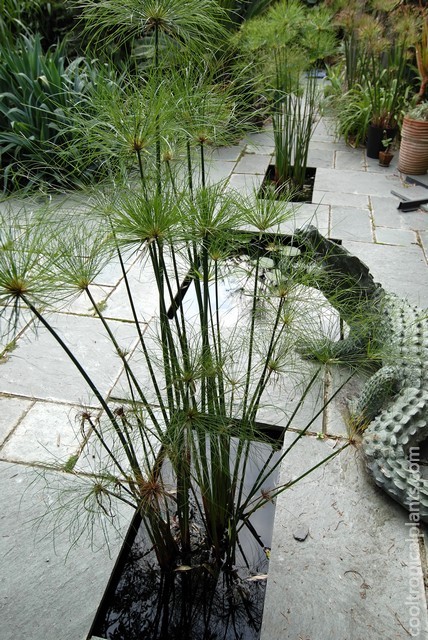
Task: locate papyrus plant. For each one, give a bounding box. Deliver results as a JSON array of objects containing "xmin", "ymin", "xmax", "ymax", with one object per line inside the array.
[
  {"xmin": 0, "ymin": 175, "xmax": 352, "ymax": 572},
  {"xmin": 0, "ymin": 0, "xmax": 353, "ymax": 586}
]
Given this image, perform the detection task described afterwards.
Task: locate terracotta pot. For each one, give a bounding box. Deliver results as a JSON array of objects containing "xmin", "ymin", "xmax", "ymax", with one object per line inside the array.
[
  {"xmin": 378, "ymin": 151, "xmax": 394, "ymax": 167},
  {"xmin": 398, "ymin": 116, "xmax": 428, "ymax": 175}
]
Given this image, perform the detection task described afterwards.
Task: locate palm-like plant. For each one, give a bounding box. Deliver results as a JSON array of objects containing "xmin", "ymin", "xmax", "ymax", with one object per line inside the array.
[
  {"xmin": 169, "ymin": 63, "xmax": 243, "ymax": 190},
  {"xmin": 76, "ymin": 0, "xmax": 232, "ymax": 193},
  {"xmin": 0, "ymin": 179, "xmax": 350, "ymax": 578},
  {"xmin": 234, "ymin": 0, "xmax": 336, "ymax": 195}
]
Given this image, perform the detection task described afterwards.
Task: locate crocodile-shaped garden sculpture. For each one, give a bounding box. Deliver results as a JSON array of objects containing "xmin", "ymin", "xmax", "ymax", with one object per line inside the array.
[{"xmin": 293, "ymin": 225, "xmax": 428, "ymax": 522}]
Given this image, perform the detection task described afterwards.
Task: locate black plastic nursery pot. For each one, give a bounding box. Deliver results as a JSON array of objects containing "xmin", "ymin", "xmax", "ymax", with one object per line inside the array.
[
  {"xmin": 87, "ymin": 432, "xmax": 283, "ymax": 640},
  {"xmin": 366, "ymin": 125, "xmax": 397, "ymax": 160}
]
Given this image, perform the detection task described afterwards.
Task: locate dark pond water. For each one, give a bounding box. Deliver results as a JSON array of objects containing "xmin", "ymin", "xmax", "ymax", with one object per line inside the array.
[
  {"xmin": 259, "ymin": 164, "xmax": 316, "ymax": 203},
  {"xmin": 89, "ymin": 438, "xmax": 282, "ymax": 640}
]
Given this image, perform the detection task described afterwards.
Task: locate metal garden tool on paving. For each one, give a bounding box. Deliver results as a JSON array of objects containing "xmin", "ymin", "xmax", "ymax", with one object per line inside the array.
[{"xmin": 391, "ymin": 176, "xmax": 428, "ymax": 211}]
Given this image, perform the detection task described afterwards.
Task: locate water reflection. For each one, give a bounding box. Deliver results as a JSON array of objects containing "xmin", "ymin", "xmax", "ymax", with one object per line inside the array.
[{"xmin": 91, "ymin": 439, "xmax": 280, "ymax": 640}]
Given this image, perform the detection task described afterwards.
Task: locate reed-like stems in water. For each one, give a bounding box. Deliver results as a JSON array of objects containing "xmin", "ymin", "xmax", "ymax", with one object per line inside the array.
[{"xmin": 272, "ymin": 57, "xmax": 318, "ymax": 192}]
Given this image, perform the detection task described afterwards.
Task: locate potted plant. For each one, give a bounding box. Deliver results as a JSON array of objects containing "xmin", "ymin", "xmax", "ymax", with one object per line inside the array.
[
  {"xmin": 270, "ymin": 49, "xmax": 320, "ymax": 198},
  {"xmin": 398, "ymin": 102, "xmax": 428, "ymax": 175},
  {"xmin": 378, "ymin": 131, "xmax": 394, "ymax": 167},
  {"xmin": 397, "ymin": 19, "xmax": 428, "ymax": 175},
  {"xmin": 233, "ymin": 0, "xmax": 337, "ymax": 198},
  {"xmin": 365, "ymin": 74, "xmax": 410, "ymax": 159}
]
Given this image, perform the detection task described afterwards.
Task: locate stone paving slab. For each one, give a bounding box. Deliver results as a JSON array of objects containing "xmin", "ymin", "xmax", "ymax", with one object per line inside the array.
[
  {"xmin": 194, "ymin": 159, "xmax": 237, "ymax": 186},
  {"xmin": 330, "ymin": 205, "xmax": 373, "ymax": 243},
  {"xmin": 309, "ymin": 139, "xmax": 344, "ymax": 153},
  {"xmin": 233, "ymin": 153, "xmax": 272, "ymax": 174},
  {"xmin": 227, "ymin": 172, "xmax": 265, "ymax": 195},
  {"xmin": 0, "ymin": 401, "xmax": 82, "ymax": 465},
  {"xmin": 311, "ymin": 116, "xmax": 336, "ymax": 141},
  {"xmin": 0, "ymin": 313, "xmax": 139, "ymax": 405},
  {"xmin": 261, "ymin": 436, "xmax": 428, "ymax": 640},
  {"xmin": 315, "ymin": 166, "xmax": 405, "ymax": 197},
  {"xmin": 245, "ymin": 143, "xmax": 275, "ymax": 155},
  {"xmin": 370, "ymin": 195, "xmax": 428, "ymax": 230},
  {"xmin": 334, "ymin": 149, "xmax": 367, "ymax": 172},
  {"xmin": 206, "ymin": 144, "xmax": 244, "ymax": 162},
  {"xmin": 370, "ymin": 195, "xmax": 428, "ymax": 231},
  {"xmin": 0, "ymin": 462, "xmax": 130, "ymax": 640},
  {"xmin": 342, "ymin": 240, "xmax": 428, "ymax": 306},
  {"xmin": 313, "ymin": 188, "xmax": 370, "ymax": 209},
  {"xmin": 307, "ymin": 147, "xmax": 334, "ymax": 169},
  {"xmin": 375, "ymin": 227, "xmax": 418, "ymax": 247},
  {"xmin": 93, "ymin": 255, "xmax": 133, "ymax": 288},
  {"xmin": 102, "ymin": 257, "xmax": 160, "ymax": 322},
  {"xmin": 0, "ymin": 395, "xmax": 33, "ymax": 446},
  {"xmin": 243, "ymin": 130, "xmax": 275, "ymax": 147}
]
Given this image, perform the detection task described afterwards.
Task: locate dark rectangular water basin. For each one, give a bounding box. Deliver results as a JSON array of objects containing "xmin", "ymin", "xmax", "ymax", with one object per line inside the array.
[{"xmin": 88, "ymin": 429, "xmax": 284, "ymax": 640}]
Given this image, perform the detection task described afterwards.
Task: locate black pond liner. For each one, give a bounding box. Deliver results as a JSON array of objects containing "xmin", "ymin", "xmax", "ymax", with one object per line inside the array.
[
  {"xmin": 88, "ymin": 435, "xmax": 283, "ymax": 640},
  {"xmin": 258, "ymin": 165, "xmax": 316, "ymax": 203}
]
